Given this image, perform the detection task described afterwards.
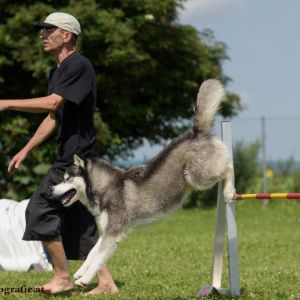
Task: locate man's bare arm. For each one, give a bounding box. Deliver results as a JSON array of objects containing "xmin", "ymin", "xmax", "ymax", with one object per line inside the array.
[
  {"xmin": 8, "ymin": 113, "xmax": 58, "ymax": 173},
  {"xmin": 0, "ymin": 93, "xmax": 64, "ymax": 113}
]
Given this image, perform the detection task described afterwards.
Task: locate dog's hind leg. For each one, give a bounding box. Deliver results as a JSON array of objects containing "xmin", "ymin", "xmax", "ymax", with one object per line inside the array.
[
  {"xmin": 73, "ymin": 237, "xmax": 102, "ymax": 280},
  {"xmin": 74, "ymin": 233, "xmax": 122, "ymax": 286},
  {"xmin": 223, "ymin": 163, "xmax": 236, "ymax": 201}
]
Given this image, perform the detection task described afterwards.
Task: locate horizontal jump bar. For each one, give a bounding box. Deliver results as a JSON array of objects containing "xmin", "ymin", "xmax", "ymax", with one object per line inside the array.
[{"xmin": 234, "ymin": 193, "xmax": 300, "ymax": 200}]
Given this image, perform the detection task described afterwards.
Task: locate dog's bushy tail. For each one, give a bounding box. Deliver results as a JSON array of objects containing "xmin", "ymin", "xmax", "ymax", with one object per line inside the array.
[{"xmin": 193, "ymin": 79, "xmax": 225, "ymax": 134}]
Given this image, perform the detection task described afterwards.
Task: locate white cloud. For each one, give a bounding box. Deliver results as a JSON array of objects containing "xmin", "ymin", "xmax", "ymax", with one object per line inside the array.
[{"xmin": 179, "ymin": 0, "xmax": 250, "ymax": 23}]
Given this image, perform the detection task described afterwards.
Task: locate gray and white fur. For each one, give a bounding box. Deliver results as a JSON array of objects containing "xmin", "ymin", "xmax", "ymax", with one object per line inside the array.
[{"xmin": 50, "ymin": 79, "xmax": 236, "ymax": 286}]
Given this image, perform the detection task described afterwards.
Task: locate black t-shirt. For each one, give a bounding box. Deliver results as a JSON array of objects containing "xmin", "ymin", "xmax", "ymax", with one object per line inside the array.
[{"xmin": 48, "ymin": 51, "xmax": 99, "ymax": 168}]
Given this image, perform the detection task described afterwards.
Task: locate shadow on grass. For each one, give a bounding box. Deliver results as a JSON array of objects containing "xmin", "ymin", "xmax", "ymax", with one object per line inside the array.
[
  {"xmin": 36, "ymin": 280, "xmax": 125, "ymax": 298},
  {"xmin": 171, "ymin": 287, "xmax": 244, "ymax": 300},
  {"xmin": 73, "ymin": 279, "xmax": 125, "ymax": 293}
]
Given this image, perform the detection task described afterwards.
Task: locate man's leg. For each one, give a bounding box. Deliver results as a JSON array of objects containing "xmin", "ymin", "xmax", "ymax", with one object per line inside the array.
[
  {"xmin": 43, "ymin": 239, "xmax": 117, "ymax": 295},
  {"xmin": 41, "ymin": 240, "xmax": 73, "ymax": 294},
  {"xmin": 23, "ymin": 169, "xmax": 73, "ymax": 294},
  {"xmin": 86, "ymin": 265, "xmax": 118, "ymax": 295},
  {"xmin": 62, "ymin": 202, "xmax": 118, "ymax": 294}
]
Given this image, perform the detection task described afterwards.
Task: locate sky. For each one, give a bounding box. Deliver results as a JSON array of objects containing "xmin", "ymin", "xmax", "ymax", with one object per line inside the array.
[{"xmin": 135, "ymin": 0, "xmax": 300, "ymax": 162}]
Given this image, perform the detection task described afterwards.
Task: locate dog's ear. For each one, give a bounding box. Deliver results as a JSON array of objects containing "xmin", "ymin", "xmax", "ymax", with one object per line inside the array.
[{"xmin": 73, "ymin": 154, "xmax": 85, "ymax": 168}]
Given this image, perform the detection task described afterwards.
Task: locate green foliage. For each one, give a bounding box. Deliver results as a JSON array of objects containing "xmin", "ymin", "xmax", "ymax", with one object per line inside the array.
[
  {"xmin": 266, "ymin": 157, "xmax": 300, "ymax": 194},
  {"xmin": 233, "ymin": 140, "xmax": 261, "ymax": 194},
  {"xmin": 184, "ymin": 185, "xmax": 218, "ymax": 208},
  {"xmin": 272, "ymin": 156, "xmax": 296, "ymax": 177},
  {"xmin": 0, "ymin": 0, "xmax": 241, "ymax": 199}
]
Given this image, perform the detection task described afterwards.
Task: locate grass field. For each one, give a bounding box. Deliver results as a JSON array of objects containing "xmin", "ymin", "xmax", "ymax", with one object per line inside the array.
[{"xmin": 0, "ymin": 201, "xmax": 300, "ymax": 299}]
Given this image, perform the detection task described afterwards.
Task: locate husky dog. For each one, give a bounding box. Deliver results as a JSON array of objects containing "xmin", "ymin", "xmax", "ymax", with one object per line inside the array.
[{"xmin": 50, "ymin": 79, "xmax": 235, "ymax": 286}]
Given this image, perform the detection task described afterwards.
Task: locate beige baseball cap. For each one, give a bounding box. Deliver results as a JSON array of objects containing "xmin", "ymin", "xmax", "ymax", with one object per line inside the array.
[{"xmin": 35, "ymin": 12, "xmax": 81, "ymax": 35}]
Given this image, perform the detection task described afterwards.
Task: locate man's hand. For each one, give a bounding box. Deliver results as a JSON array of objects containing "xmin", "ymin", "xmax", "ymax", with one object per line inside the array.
[
  {"xmin": 0, "ymin": 100, "xmax": 9, "ymax": 112},
  {"xmin": 8, "ymin": 149, "xmax": 28, "ymax": 174}
]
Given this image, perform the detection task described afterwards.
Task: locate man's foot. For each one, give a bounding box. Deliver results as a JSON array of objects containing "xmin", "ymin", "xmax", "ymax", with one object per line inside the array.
[
  {"xmin": 85, "ymin": 282, "xmax": 118, "ymax": 295},
  {"xmin": 39, "ymin": 275, "xmax": 73, "ymax": 294}
]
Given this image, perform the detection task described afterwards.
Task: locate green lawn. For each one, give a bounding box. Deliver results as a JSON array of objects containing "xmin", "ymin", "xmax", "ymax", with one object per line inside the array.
[{"xmin": 0, "ymin": 201, "xmax": 300, "ymax": 299}]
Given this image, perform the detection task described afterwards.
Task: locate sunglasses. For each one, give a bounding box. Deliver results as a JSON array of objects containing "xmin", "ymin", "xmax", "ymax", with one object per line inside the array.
[{"xmin": 40, "ymin": 27, "xmax": 58, "ymax": 35}]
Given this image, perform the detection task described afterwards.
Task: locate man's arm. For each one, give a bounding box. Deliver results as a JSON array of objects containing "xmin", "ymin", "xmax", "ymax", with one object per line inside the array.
[
  {"xmin": 0, "ymin": 93, "xmax": 64, "ymax": 113},
  {"xmin": 8, "ymin": 113, "xmax": 58, "ymax": 173}
]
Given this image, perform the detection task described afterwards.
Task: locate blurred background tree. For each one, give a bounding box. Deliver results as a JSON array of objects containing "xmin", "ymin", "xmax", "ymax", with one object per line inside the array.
[{"xmin": 0, "ymin": 0, "xmax": 241, "ymax": 199}]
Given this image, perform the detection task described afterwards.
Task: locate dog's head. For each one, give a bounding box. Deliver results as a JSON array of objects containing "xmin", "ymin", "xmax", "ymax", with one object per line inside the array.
[{"xmin": 50, "ymin": 154, "xmax": 88, "ymax": 207}]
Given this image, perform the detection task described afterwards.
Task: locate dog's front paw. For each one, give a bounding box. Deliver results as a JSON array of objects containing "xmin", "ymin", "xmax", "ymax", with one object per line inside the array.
[
  {"xmin": 74, "ymin": 272, "xmax": 94, "ymax": 286},
  {"xmin": 74, "ymin": 278, "xmax": 86, "ymax": 287},
  {"xmin": 74, "ymin": 267, "xmax": 86, "ymax": 280}
]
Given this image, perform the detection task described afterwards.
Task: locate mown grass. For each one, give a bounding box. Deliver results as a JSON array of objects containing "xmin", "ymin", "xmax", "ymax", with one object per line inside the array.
[{"xmin": 0, "ymin": 201, "xmax": 300, "ymax": 299}]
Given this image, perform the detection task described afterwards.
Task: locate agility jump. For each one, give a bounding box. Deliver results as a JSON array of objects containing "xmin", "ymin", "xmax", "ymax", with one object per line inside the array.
[
  {"xmin": 197, "ymin": 121, "xmax": 300, "ymax": 298},
  {"xmin": 234, "ymin": 193, "xmax": 300, "ymax": 200}
]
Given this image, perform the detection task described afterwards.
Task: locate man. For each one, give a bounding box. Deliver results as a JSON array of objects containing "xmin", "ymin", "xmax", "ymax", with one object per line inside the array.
[{"xmin": 0, "ymin": 12, "xmax": 118, "ymax": 295}]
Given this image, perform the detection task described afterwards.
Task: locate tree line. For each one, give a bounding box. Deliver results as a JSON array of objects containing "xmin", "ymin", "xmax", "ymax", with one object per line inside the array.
[{"xmin": 0, "ymin": 0, "xmax": 241, "ymax": 200}]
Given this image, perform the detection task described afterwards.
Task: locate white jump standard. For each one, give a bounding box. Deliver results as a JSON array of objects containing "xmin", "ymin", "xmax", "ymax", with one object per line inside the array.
[
  {"xmin": 197, "ymin": 121, "xmax": 300, "ymax": 298},
  {"xmin": 197, "ymin": 121, "xmax": 240, "ymax": 298}
]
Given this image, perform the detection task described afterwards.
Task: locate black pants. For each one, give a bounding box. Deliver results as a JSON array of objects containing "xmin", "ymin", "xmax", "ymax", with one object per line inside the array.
[{"xmin": 23, "ymin": 168, "xmax": 98, "ymax": 260}]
